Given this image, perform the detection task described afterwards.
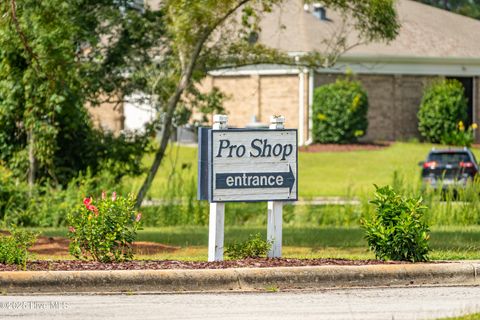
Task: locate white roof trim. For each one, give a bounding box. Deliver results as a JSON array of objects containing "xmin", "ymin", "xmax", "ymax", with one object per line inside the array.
[
  {"xmin": 208, "ymin": 55, "xmax": 480, "ymax": 77},
  {"xmin": 209, "ymin": 67, "xmax": 300, "ymax": 76},
  {"xmin": 320, "ymin": 61, "xmax": 480, "ymax": 77},
  {"xmin": 338, "ymin": 54, "xmax": 480, "ymax": 66}
]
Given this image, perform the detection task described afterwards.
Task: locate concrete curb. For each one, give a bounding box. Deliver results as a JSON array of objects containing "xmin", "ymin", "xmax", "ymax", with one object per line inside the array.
[{"xmin": 0, "ymin": 262, "xmax": 478, "ymax": 294}]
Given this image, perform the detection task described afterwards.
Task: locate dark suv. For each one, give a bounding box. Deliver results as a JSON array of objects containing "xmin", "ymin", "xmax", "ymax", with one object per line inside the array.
[{"xmin": 420, "ymin": 148, "xmax": 479, "ymax": 189}]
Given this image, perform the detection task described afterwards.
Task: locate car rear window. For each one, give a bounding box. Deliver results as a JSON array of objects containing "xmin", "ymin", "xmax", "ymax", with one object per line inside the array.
[{"xmin": 428, "ymin": 152, "xmax": 470, "ymax": 164}]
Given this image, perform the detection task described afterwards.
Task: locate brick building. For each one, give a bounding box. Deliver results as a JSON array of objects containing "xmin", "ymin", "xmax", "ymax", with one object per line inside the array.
[
  {"xmin": 95, "ymin": 0, "xmax": 480, "ymax": 145},
  {"xmin": 201, "ymin": 0, "xmax": 480, "ymax": 145}
]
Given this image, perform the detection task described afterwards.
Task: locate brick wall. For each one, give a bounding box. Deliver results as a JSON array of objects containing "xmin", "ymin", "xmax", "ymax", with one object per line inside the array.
[
  {"xmin": 201, "ymin": 74, "xmax": 300, "ymax": 130},
  {"xmin": 392, "ymin": 75, "xmax": 427, "ymax": 140},
  {"xmin": 314, "ymin": 73, "xmax": 433, "ymax": 141},
  {"xmin": 359, "ymin": 75, "xmax": 396, "ymax": 141},
  {"xmin": 88, "ymin": 99, "xmax": 124, "ymax": 134},
  {"xmin": 205, "ymin": 72, "xmax": 432, "ymax": 142},
  {"xmin": 259, "ymin": 75, "xmax": 299, "ymax": 129},
  {"xmin": 207, "ymin": 75, "xmax": 260, "ymax": 128},
  {"xmin": 197, "ymin": 72, "xmax": 480, "ymax": 144}
]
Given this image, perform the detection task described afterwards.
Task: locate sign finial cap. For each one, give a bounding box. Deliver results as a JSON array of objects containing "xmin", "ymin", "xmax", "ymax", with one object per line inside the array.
[
  {"xmin": 270, "ymin": 115, "xmax": 285, "ymax": 124},
  {"xmin": 213, "ymin": 115, "xmax": 228, "ymax": 123}
]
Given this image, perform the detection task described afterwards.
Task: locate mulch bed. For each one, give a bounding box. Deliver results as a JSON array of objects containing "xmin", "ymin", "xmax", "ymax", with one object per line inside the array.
[
  {"xmin": 0, "ymin": 258, "xmax": 409, "ymax": 272},
  {"xmin": 0, "ymin": 233, "xmax": 438, "ymax": 272},
  {"xmin": 299, "ymin": 142, "xmax": 392, "ymax": 153},
  {"xmin": 2, "ymin": 235, "xmax": 179, "ymax": 256}
]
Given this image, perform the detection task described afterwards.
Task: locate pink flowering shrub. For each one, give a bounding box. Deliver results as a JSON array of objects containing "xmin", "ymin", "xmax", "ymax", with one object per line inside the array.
[{"xmin": 67, "ymin": 192, "xmax": 142, "ymax": 262}]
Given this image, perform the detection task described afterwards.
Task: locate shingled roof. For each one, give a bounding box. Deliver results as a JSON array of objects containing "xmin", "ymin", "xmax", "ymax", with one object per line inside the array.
[{"xmin": 258, "ymin": 0, "xmax": 480, "ymax": 59}]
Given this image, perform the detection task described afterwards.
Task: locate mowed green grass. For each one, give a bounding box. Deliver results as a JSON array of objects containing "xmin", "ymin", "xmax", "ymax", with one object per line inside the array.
[
  {"xmin": 41, "ymin": 226, "xmax": 480, "ymax": 261},
  {"xmin": 122, "ymin": 142, "xmax": 480, "ymax": 198}
]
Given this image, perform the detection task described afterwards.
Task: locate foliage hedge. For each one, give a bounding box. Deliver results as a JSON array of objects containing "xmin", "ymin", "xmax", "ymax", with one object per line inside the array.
[
  {"xmin": 417, "ymin": 79, "xmax": 468, "ymax": 144},
  {"xmin": 312, "ymin": 78, "xmax": 369, "ymax": 143}
]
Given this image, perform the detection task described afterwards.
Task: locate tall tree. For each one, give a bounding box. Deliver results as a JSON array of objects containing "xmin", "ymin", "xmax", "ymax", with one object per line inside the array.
[
  {"xmin": 135, "ymin": 0, "xmax": 400, "ymax": 207},
  {"xmin": 0, "ymin": 0, "xmax": 164, "ymax": 186}
]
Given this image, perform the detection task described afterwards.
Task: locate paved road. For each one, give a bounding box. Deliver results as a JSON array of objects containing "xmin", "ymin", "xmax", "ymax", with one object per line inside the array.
[{"xmin": 0, "ymin": 286, "xmax": 479, "ymax": 320}]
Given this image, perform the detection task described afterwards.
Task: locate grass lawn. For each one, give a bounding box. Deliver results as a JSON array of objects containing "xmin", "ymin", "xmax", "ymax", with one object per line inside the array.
[
  {"xmin": 41, "ymin": 225, "xmax": 480, "ymax": 261},
  {"xmin": 37, "ymin": 142, "xmax": 480, "ymax": 262},
  {"xmin": 122, "ymin": 142, "xmax": 480, "ymax": 198}
]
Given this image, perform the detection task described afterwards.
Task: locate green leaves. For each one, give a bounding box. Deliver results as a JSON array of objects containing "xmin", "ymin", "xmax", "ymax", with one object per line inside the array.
[
  {"xmin": 225, "ymin": 233, "xmax": 272, "ymax": 260},
  {"xmin": 0, "ymin": 226, "xmax": 39, "ymax": 270},
  {"xmin": 67, "ymin": 192, "xmax": 142, "ymax": 263},
  {"xmin": 361, "ymin": 185, "xmax": 430, "ymax": 262},
  {"xmin": 417, "ymin": 79, "xmax": 468, "ymax": 144},
  {"xmin": 312, "ymin": 77, "xmax": 369, "ymax": 143},
  {"xmin": 1, "ymin": 0, "xmax": 401, "ymax": 205},
  {"xmin": 316, "ymin": 0, "xmax": 399, "ymax": 42},
  {"xmin": 0, "ymin": 0, "xmax": 161, "ymax": 185}
]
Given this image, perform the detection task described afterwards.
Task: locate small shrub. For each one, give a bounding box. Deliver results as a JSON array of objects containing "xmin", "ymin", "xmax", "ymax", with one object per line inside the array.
[
  {"xmin": 67, "ymin": 192, "xmax": 142, "ymax": 262},
  {"xmin": 417, "ymin": 79, "xmax": 468, "ymax": 144},
  {"xmin": 225, "ymin": 233, "xmax": 271, "ymax": 260},
  {"xmin": 361, "ymin": 185, "xmax": 430, "ymax": 262},
  {"xmin": 312, "ymin": 77, "xmax": 368, "ymax": 143},
  {"xmin": 0, "ymin": 226, "xmax": 38, "ymax": 269}
]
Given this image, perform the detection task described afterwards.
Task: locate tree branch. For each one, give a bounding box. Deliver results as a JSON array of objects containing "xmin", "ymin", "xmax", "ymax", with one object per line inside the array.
[
  {"xmin": 135, "ymin": 0, "xmax": 254, "ymax": 207},
  {"xmin": 9, "ymin": 0, "xmax": 41, "ymax": 73}
]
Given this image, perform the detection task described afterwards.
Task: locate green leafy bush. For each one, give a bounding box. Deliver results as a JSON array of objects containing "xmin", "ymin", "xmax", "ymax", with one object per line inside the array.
[
  {"xmin": 225, "ymin": 233, "xmax": 271, "ymax": 260},
  {"xmin": 417, "ymin": 79, "xmax": 468, "ymax": 144},
  {"xmin": 312, "ymin": 77, "xmax": 369, "ymax": 143},
  {"xmin": 0, "ymin": 227, "xmax": 38, "ymax": 269},
  {"xmin": 67, "ymin": 192, "xmax": 142, "ymax": 262},
  {"xmin": 361, "ymin": 185, "xmax": 430, "ymax": 262}
]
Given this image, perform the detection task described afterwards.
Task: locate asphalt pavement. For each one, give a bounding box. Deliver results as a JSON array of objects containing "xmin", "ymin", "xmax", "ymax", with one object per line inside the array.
[{"xmin": 0, "ymin": 286, "xmax": 479, "ymax": 320}]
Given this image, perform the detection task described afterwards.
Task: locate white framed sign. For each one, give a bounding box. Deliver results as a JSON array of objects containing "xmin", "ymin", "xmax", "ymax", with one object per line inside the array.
[{"xmin": 209, "ymin": 129, "xmax": 298, "ymax": 202}]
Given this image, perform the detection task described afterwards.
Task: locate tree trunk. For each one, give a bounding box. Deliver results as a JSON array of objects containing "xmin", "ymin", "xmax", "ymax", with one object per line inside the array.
[
  {"xmin": 27, "ymin": 129, "xmax": 36, "ymax": 194},
  {"xmin": 135, "ymin": 73, "xmax": 191, "ymax": 208},
  {"xmin": 134, "ymin": 6, "xmax": 240, "ymax": 207},
  {"xmin": 134, "ymin": 117, "xmax": 173, "ymax": 208}
]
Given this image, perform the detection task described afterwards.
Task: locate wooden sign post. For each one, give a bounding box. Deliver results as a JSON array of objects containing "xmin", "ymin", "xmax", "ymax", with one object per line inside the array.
[
  {"xmin": 198, "ymin": 114, "xmax": 298, "ymax": 262},
  {"xmin": 208, "ymin": 115, "xmax": 227, "ymax": 262},
  {"xmin": 268, "ymin": 116, "xmax": 285, "ymax": 258}
]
